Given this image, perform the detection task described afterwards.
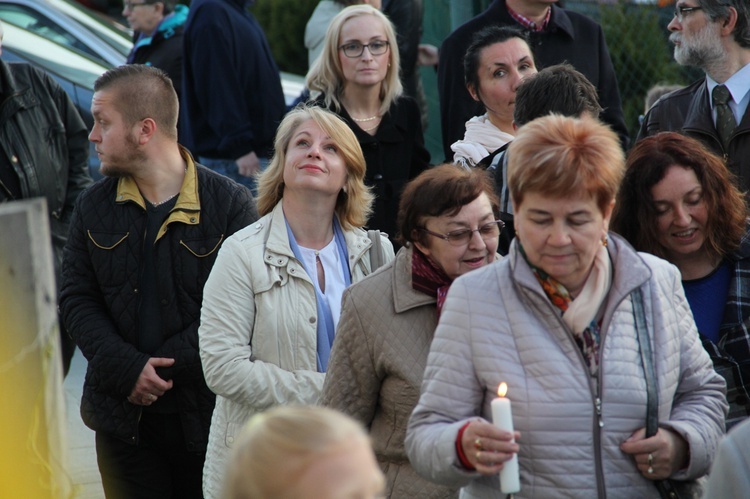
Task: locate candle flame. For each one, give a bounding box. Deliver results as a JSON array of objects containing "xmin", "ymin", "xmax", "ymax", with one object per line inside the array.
[{"xmin": 497, "ymin": 382, "xmax": 508, "ymax": 397}]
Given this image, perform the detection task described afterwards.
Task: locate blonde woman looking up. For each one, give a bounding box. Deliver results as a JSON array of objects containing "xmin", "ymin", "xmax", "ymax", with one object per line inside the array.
[
  {"xmin": 198, "ymin": 106, "xmax": 394, "ymax": 498},
  {"xmin": 223, "ymin": 405, "xmax": 385, "ymax": 499},
  {"xmin": 306, "ymin": 4, "xmax": 430, "ymax": 245}
]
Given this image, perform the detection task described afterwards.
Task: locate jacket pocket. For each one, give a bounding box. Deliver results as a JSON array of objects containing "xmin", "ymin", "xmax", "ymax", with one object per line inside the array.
[
  {"xmin": 179, "ymin": 235, "xmax": 224, "ymax": 258},
  {"xmin": 87, "ymin": 230, "xmax": 129, "ymax": 250},
  {"xmin": 176, "ymin": 234, "xmax": 225, "ymax": 296},
  {"xmin": 86, "ymin": 231, "xmax": 130, "ymax": 287}
]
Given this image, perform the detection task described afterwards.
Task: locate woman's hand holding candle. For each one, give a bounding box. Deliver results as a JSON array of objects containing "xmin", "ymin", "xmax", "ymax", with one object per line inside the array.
[{"xmin": 460, "ymin": 420, "xmax": 520, "ymax": 475}]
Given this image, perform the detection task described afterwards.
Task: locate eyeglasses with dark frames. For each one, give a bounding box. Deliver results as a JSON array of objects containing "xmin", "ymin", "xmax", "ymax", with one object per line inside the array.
[
  {"xmin": 418, "ymin": 220, "xmax": 505, "ymax": 247},
  {"xmin": 123, "ymin": 1, "xmax": 153, "ymax": 10},
  {"xmin": 674, "ymin": 5, "xmax": 703, "ymax": 22},
  {"xmin": 339, "ymin": 40, "xmax": 390, "ymax": 58}
]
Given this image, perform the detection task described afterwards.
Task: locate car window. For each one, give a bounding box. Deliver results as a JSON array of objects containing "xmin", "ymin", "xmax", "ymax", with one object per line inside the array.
[
  {"xmin": 0, "ymin": 4, "xmax": 103, "ymax": 62},
  {"xmin": 2, "ymin": 22, "xmax": 106, "ymax": 89},
  {"xmin": 48, "ymin": 0, "xmax": 132, "ymax": 57}
]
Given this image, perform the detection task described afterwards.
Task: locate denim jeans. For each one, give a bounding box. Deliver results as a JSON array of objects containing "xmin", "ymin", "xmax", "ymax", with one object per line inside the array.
[{"xmin": 198, "ymin": 156, "xmax": 269, "ymax": 196}]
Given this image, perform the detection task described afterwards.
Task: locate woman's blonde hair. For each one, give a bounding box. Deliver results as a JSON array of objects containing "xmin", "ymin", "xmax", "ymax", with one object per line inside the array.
[
  {"xmin": 306, "ymin": 4, "xmax": 402, "ymax": 116},
  {"xmin": 222, "ymin": 406, "xmax": 372, "ymax": 499},
  {"xmin": 256, "ymin": 105, "xmax": 373, "ymax": 229},
  {"xmin": 508, "ymin": 114, "xmax": 624, "ymax": 214}
]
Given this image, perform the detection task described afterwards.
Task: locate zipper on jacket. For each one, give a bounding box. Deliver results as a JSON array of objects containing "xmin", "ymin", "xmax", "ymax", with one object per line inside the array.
[{"xmin": 593, "ymin": 380, "xmax": 606, "ymax": 499}]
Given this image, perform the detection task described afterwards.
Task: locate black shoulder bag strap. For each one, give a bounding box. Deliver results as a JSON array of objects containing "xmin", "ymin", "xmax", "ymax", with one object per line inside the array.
[{"xmin": 632, "ymin": 287, "xmax": 681, "ymax": 499}]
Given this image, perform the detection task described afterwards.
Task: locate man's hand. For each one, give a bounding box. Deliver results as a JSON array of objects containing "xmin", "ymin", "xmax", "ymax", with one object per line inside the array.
[
  {"xmin": 418, "ymin": 44, "xmax": 439, "ymax": 67},
  {"xmin": 127, "ymin": 357, "xmax": 175, "ymax": 406},
  {"xmin": 236, "ymin": 151, "xmax": 260, "ymax": 178}
]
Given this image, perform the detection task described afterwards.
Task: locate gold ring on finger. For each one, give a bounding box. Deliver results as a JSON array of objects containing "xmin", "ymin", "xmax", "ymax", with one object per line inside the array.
[{"xmin": 474, "ymin": 438, "xmax": 483, "ymax": 450}]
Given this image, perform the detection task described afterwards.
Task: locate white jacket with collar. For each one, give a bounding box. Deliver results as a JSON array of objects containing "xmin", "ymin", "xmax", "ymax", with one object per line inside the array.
[
  {"xmin": 199, "ymin": 201, "xmax": 393, "ymax": 498},
  {"xmin": 406, "ymin": 234, "xmax": 726, "ymax": 499}
]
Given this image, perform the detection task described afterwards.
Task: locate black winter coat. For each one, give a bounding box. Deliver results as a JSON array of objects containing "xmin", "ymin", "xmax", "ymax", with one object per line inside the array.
[
  {"xmin": 316, "ymin": 95, "xmax": 430, "ymax": 242},
  {"xmin": 59, "ymin": 156, "xmax": 258, "ymax": 448},
  {"xmin": 129, "ymin": 25, "xmax": 184, "ymax": 100},
  {"xmin": 438, "ymin": 0, "xmax": 628, "ymax": 161},
  {"xmin": 0, "ymin": 60, "xmax": 91, "ymax": 281}
]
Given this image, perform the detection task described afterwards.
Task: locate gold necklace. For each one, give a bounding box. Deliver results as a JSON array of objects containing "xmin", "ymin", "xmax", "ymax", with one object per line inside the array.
[{"xmin": 361, "ymin": 122, "xmax": 380, "ymax": 132}]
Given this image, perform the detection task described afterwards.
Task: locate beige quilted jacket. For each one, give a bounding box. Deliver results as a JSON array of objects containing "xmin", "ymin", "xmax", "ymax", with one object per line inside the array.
[
  {"xmin": 322, "ymin": 246, "xmax": 459, "ymax": 498},
  {"xmin": 199, "ymin": 202, "xmax": 394, "ymax": 498}
]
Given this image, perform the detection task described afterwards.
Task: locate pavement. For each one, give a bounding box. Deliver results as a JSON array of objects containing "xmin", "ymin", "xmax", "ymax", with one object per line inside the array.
[{"xmin": 64, "ymin": 349, "xmax": 104, "ymax": 499}]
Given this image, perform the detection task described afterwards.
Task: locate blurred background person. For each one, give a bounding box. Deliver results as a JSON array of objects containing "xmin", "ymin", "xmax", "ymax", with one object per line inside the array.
[
  {"xmin": 223, "ymin": 405, "xmax": 385, "ymax": 499},
  {"xmin": 381, "ymin": 0, "xmax": 436, "ymax": 129},
  {"xmin": 306, "ymin": 4, "xmax": 430, "ymax": 244},
  {"xmin": 406, "ymin": 115, "xmax": 726, "ymax": 497},
  {"xmin": 199, "ymin": 106, "xmax": 394, "ymax": 498},
  {"xmin": 123, "ymin": 0, "xmax": 187, "ymax": 101},
  {"xmin": 0, "ymin": 19, "xmax": 91, "ymax": 377},
  {"xmin": 702, "ymin": 417, "xmax": 750, "ymax": 498},
  {"xmin": 643, "ymin": 84, "xmax": 682, "ymax": 116},
  {"xmin": 450, "ymin": 26, "xmax": 536, "ymax": 169},
  {"xmin": 182, "ymin": 0, "xmax": 285, "ymax": 193},
  {"xmin": 638, "ymin": 83, "xmax": 682, "ymax": 130},
  {"xmin": 612, "ymin": 132, "xmax": 750, "ymax": 429},
  {"xmin": 323, "ymin": 164, "xmax": 502, "ymax": 498}
]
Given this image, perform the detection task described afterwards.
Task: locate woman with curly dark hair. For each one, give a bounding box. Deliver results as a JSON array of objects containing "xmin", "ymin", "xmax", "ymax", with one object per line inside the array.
[{"xmin": 612, "ymin": 131, "xmax": 749, "ymax": 429}]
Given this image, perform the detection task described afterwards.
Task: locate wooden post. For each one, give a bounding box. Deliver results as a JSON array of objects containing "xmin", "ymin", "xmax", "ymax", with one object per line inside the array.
[{"xmin": 0, "ymin": 198, "xmax": 70, "ymax": 498}]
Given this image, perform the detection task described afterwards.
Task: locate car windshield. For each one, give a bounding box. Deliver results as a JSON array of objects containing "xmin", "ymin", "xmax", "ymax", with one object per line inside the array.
[
  {"xmin": 47, "ymin": 0, "xmax": 132, "ymax": 57},
  {"xmin": 2, "ymin": 22, "xmax": 106, "ymax": 89}
]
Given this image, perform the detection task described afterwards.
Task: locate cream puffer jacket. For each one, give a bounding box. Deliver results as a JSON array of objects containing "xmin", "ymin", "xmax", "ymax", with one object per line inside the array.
[
  {"xmin": 406, "ymin": 234, "xmax": 727, "ymax": 498},
  {"xmin": 199, "ymin": 201, "xmax": 394, "ymax": 498}
]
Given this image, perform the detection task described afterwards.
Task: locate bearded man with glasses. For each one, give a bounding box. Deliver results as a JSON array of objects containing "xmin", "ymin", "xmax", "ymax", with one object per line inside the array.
[{"xmin": 639, "ymin": 0, "xmax": 750, "ymax": 195}]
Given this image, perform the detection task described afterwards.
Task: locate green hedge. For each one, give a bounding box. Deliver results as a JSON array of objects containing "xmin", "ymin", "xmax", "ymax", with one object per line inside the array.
[{"xmin": 251, "ymin": 0, "xmax": 319, "ymax": 76}]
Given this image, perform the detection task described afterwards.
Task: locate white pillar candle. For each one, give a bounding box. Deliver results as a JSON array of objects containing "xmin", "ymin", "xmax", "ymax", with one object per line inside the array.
[{"xmin": 491, "ymin": 382, "xmax": 520, "ymax": 494}]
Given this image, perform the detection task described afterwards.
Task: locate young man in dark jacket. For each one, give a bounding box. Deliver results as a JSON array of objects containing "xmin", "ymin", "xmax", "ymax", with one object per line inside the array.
[
  {"xmin": 59, "ymin": 65, "xmax": 258, "ymax": 498},
  {"xmin": 0, "ymin": 21, "xmax": 92, "ymax": 376}
]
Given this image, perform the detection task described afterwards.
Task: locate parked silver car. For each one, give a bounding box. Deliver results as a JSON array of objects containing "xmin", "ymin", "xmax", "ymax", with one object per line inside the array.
[{"xmin": 0, "ymin": 0, "xmax": 130, "ymax": 66}]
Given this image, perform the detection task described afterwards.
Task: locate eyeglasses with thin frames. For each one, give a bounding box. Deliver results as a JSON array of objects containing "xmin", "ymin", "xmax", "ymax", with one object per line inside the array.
[
  {"xmin": 339, "ymin": 40, "xmax": 390, "ymax": 58},
  {"xmin": 673, "ymin": 5, "xmax": 703, "ymax": 22},
  {"xmin": 418, "ymin": 220, "xmax": 505, "ymax": 247}
]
